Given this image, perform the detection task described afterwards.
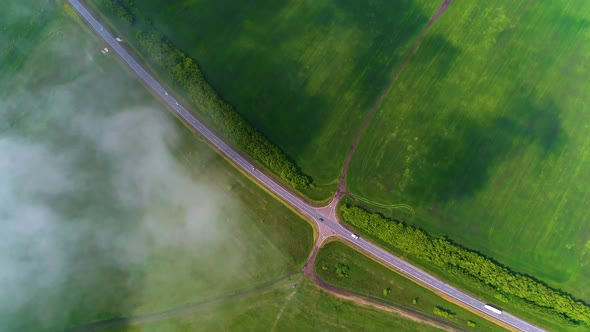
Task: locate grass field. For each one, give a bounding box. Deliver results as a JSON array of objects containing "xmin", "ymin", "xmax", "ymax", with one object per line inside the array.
[
  {"xmin": 1, "ymin": 3, "xmax": 312, "ymax": 331},
  {"xmin": 89, "ymin": 0, "xmax": 441, "ymax": 198},
  {"xmin": 347, "ymin": 0, "xmax": 590, "ymax": 304},
  {"xmin": 104, "ymin": 278, "xmax": 443, "ymax": 332},
  {"xmin": 315, "ymin": 241, "xmax": 507, "ymax": 332}
]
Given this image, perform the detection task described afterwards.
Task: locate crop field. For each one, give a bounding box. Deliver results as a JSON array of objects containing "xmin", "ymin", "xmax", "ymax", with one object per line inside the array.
[
  {"xmin": 1, "ymin": 3, "xmax": 312, "ymax": 331},
  {"xmin": 104, "ymin": 278, "xmax": 442, "ymax": 332},
  {"xmin": 90, "ymin": 0, "xmax": 441, "ymax": 198},
  {"xmin": 347, "ymin": 0, "xmax": 590, "ymax": 304},
  {"xmin": 315, "ymin": 241, "xmax": 507, "ymax": 332}
]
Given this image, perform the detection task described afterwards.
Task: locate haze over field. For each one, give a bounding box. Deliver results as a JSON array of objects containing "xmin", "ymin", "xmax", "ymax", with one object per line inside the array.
[
  {"xmin": 0, "ymin": 4, "xmax": 250, "ymax": 329},
  {"xmin": 0, "ymin": 90, "xmax": 244, "ymax": 330}
]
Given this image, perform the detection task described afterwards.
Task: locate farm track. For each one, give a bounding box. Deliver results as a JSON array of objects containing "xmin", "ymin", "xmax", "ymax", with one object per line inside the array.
[
  {"xmin": 338, "ymin": 0, "xmax": 452, "ymax": 193},
  {"xmin": 301, "ymin": 241, "xmax": 464, "ymax": 332},
  {"xmin": 65, "ymin": 272, "xmax": 301, "ymax": 332},
  {"xmin": 67, "ymin": 251, "xmax": 456, "ymax": 332},
  {"xmin": 67, "ymin": 0, "xmax": 543, "ymax": 330}
]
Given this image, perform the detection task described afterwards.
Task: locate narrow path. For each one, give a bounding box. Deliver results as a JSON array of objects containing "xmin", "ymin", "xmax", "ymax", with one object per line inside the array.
[
  {"xmin": 67, "ymin": 1, "xmax": 544, "ymax": 330},
  {"xmin": 338, "ymin": 0, "xmax": 452, "ymax": 193},
  {"xmin": 307, "ymin": 251, "xmax": 465, "ymax": 332},
  {"xmin": 270, "ymin": 288, "xmax": 299, "ymax": 332},
  {"xmin": 300, "ymin": 233, "xmax": 460, "ymax": 332},
  {"xmin": 66, "ymin": 272, "xmax": 300, "ymax": 332}
]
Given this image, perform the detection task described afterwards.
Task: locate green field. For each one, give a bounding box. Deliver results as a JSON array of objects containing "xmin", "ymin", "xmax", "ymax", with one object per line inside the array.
[
  {"xmin": 0, "ymin": 3, "xmax": 312, "ymax": 331},
  {"xmin": 90, "ymin": 0, "xmax": 441, "ymax": 198},
  {"xmin": 7, "ymin": 0, "xmax": 590, "ymax": 331},
  {"xmin": 104, "ymin": 278, "xmax": 442, "ymax": 332},
  {"xmin": 315, "ymin": 241, "xmax": 507, "ymax": 332},
  {"xmin": 347, "ymin": 0, "xmax": 590, "ymax": 304}
]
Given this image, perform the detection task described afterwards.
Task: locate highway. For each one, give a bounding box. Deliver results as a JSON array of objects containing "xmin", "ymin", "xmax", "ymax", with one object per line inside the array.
[{"xmin": 67, "ymin": 1, "xmax": 544, "ymax": 331}]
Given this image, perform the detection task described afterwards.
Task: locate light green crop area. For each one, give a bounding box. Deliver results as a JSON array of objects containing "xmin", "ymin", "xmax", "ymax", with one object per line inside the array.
[
  {"xmin": 348, "ymin": 0, "xmax": 590, "ymax": 303},
  {"xmin": 98, "ymin": 0, "xmax": 440, "ymax": 199},
  {"xmin": 0, "ymin": 2, "xmax": 311, "ymax": 331}
]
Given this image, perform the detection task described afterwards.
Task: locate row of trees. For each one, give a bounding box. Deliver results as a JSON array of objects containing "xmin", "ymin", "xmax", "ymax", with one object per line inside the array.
[
  {"xmin": 102, "ymin": 0, "xmax": 312, "ymax": 189},
  {"xmin": 103, "ymin": 0, "xmax": 133, "ymax": 25},
  {"xmin": 340, "ymin": 205, "xmax": 590, "ymax": 326}
]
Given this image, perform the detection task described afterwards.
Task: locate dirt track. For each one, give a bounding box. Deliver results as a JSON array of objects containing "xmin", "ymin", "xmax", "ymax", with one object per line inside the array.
[
  {"xmin": 311, "ymin": 273, "xmax": 465, "ymax": 332},
  {"xmin": 301, "ymin": 239, "xmax": 465, "ymax": 332},
  {"xmin": 65, "ymin": 272, "xmax": 301, "ymax": 332},
  {"xmin": 65, "ymin": 1, "xmax": 461, "ymax": 331},
  {"xmin": 338, "ymin": 0, "xmax": 452, "ymax": 193}
]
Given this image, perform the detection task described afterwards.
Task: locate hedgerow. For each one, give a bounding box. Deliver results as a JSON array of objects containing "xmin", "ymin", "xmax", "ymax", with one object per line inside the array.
[
  {"xmin": 340, "ymin": 204, "xmax": 590, "ymax": 326},
  {"xmin": 101, "ymin": 0, "xmax": 311, "ymax": 189}
]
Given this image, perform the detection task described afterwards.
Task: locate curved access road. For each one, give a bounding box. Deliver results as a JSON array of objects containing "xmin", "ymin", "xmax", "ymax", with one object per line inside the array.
[{"xmin": 67, "ymin": 1, "xmax": 544, "ymax": 331}]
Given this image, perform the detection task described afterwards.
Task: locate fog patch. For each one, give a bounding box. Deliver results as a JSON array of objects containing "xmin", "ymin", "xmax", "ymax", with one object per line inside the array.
[
  {"xmin": 0, "ymin": 92, "xmax": 239, "ymax": 331},
  {"xmin": 0, "ymin": 2, "xmax": 250, "ymax": 330}
]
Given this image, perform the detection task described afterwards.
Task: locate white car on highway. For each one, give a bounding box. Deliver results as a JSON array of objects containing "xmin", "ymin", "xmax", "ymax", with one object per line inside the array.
[{"xmin": 351, "ymin": 233, "xmax": 359, "ymax": 240}]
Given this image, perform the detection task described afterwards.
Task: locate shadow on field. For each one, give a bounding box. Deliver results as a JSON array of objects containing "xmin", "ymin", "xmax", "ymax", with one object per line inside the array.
[
  {"xmin": 410, "ymin": 34, "xmax": 462, "ymax": 80},
  {"xmin": 408, "ymin": 93, "xmax": 565, "ymax": 202},
  {"xmin": 137, "ymin": 0, "xmax": 434, "ymax": 164}
]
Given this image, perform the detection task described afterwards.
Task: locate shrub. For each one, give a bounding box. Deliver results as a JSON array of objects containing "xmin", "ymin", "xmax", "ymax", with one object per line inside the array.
[
  {"xmin": 433, "ymin": 306, "xmax": 455, "ymax": 319},
  {"xmin": 383, "ymin": 287, "xmax": 391, "ymax": 296},
  {"xmin": 335, "ymin": 262, "xmax": 350, "ymax": 278}
]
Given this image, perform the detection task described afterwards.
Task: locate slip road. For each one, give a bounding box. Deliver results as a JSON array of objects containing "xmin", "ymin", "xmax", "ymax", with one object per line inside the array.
[{"xmin": 67, "ymin": 1, "xmax": 544, "ymax": 331}]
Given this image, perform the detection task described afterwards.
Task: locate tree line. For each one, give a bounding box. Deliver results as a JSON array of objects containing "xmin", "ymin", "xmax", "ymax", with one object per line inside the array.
[
  {"xmin": 101, "ymin": 0, "xmax": 312, "ymax": 189},
  {"xmin": 340, "ymin": 204, "xmax": 590, "ymax": 326}
]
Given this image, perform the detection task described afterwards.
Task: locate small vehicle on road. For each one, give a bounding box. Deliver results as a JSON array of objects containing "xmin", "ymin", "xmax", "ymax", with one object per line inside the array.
[
  {"xmin": 351, "ymin": 233, "xmax": 359, "ymax": 240},
  {"xmin": 484, "ymin": 304, "xmax": 502, "ymax": 315},
  {"xmin": 319, "ymin": 217, "xmax": 324, "ymax": 221}
]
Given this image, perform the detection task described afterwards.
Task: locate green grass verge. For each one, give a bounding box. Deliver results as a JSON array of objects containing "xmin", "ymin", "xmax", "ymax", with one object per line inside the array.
[
  {"xmin": 103, "ymin": 278, "xmax": 443, "ymax": 332},
  {"xmin": 1, "ymin": 3, "xmax": 312, "ymax": 331},
  {"xmin": 87, "ymin": 0, "xmax": 441, "ymax": 200},
  {"xmin": 315, "ymin": 241, "xmax": 507, "ymax": 332},
  {"xmin": 347, "ymin": 0, "xmax": 590, "ymax": 307}
]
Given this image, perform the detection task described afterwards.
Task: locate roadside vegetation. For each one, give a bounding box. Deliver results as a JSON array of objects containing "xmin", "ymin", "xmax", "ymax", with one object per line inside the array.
[
  {"xmin": 1, "ymin": 4, "xmax": 312, "ymax": 330},
  {"xmin": 97, "ymin": 0, "xmax": 312, "ymax": 190},
  {"xmin": 88, "ymin": 0, "xmax": 440, "ymax": 199},
  {"xmin": 347, "ymin": 0, "xmax": 590, "ymax": 309},
  {"xmin": 315, "ymin": 241, "xmax": 506, "ymax": 331},
  {"xmin": 340, "ymin": 204, "xmax": 590, "ymax": 331},
  {"xmin": 103, "ymin": 279, "xmax": 443, "ymax": 332}
]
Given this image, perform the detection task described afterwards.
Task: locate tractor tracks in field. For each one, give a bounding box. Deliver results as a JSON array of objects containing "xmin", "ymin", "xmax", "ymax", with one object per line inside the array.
[
  {"xmin": 65, "ymin": 271, "xmax": 301, "ymax": 332},
  {"xmin": 338, "ymin": 0, "xmax": 452, "ymax": 194},
  {"xmin": 69, "ymin": 242, "xmax": 458, "ymax": 332}
]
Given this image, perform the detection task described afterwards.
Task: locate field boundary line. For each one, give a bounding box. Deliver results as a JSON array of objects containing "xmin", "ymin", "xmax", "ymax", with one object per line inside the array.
[
  {"xmin": 352, "ymin": 195, "xmax": 416, "ymax": 221},
  {"xmin": 338, "ymin": 0, "xmax": 451, "ymax": 191},
  {"xmin": 65, "ymin": 272, "xmax": 301, "ymax": 332}
]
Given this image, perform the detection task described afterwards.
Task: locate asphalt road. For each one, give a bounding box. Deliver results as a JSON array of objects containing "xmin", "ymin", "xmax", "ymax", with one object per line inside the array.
[{"xmin": 67, "ymin": 1, "xmax": 545, "ymax": 331}]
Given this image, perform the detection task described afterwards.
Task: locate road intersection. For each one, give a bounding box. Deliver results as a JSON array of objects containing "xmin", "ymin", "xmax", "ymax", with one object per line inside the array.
[{"xmin": 67, "ymin": 1, "xmax": 544, "ymax": 330}]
